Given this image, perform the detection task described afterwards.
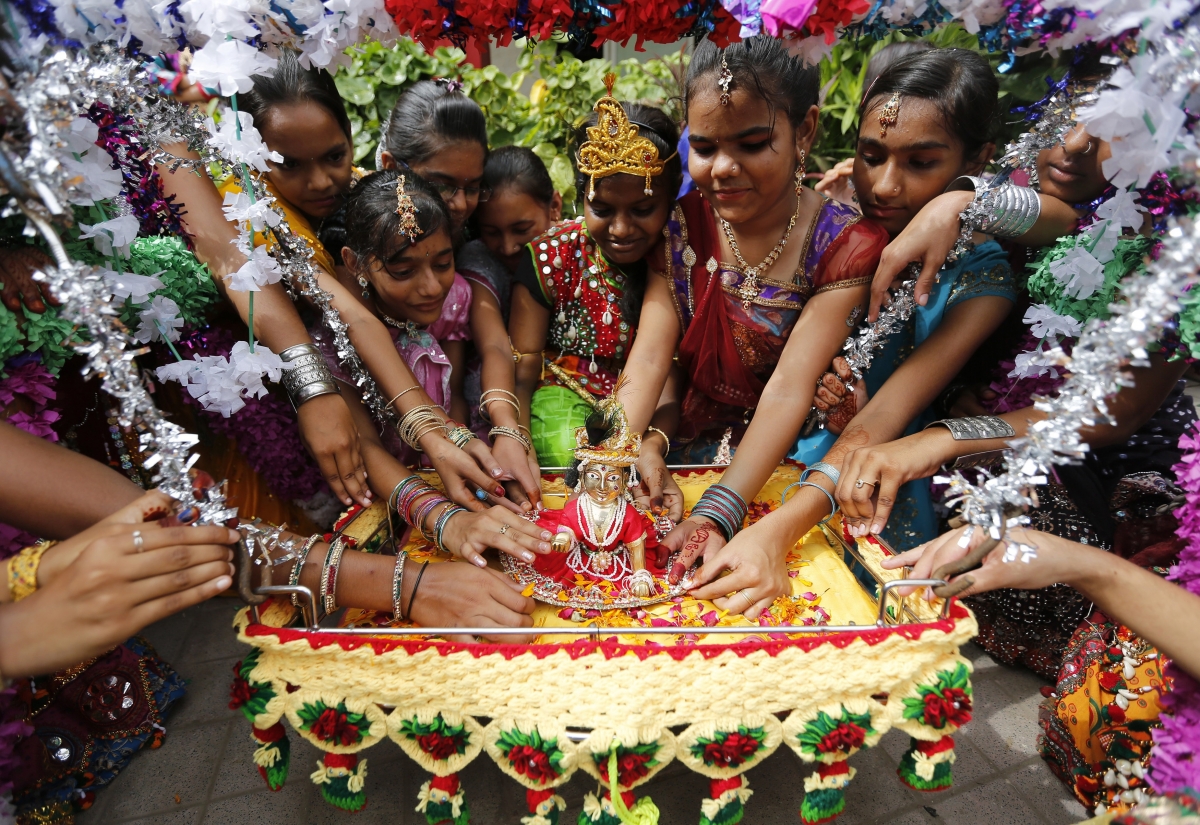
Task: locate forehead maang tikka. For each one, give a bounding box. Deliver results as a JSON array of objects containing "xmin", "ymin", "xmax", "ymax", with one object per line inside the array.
[
  {"xmin": 395, "ymin": 174, "xmax": 420, "ymax": 240},
  {"xmin": 879, "ymin": 92, "xmax": 901, "ymax": 138},
  {"xmin": 718, "ymin": 53, "xmax": 733, "ymax": 105}
]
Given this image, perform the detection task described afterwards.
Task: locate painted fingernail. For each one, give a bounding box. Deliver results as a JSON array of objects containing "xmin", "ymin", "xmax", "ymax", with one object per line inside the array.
[
  {"xmin": 475, "ymin": 557, "xmax": 487, "ymax": 568},
  {"xmin": 216, "ymin": 576, "xmax": 232, "ymax": 590},
  {"xmin": 523, "ymin": 553, "xmax": 535, "ymax": 563},
  {"xmin": 538, "ymin": 542, "xmax": 550, "ymax": 552},
  {"xmin": 541, "ymin": 531, "xmax": 552, "ymax": 540},
  {"xmin": 871, "ymin": 523, "xmax": 882, "ymax": 535},
  {"xmin": 495, "ymin": 486, "xmax": 505, "ymax": 496},
  {"xmin": 492, "ymin": 468, "xmax": 502, "ymax": 477},
  {"xmin": 178, "ymin": 507, "xmax": 198, "ymax": 523}
]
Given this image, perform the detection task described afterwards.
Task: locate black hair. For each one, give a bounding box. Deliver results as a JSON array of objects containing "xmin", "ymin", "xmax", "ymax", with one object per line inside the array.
[
  {"xmin": 563, "ymin": 405, "xmax": 621, "ymax": 489},
  {"xmin": 685, "ymin": 35, "xmax": 821, "ymax": 128},
  {"xmin": 483, "ymin": 145, "xmax": 555, "ymax": 206},
  {"xmin": 240, "ymin": 49, "xmax": 352, "ymax": 141},
  {"xmin": 859, "ymin": 48, "xmax": 1000, "ymax": 162},
  {"xmin": 340, "ymin": 170, "xmax": 452, "ymax": 268},
  {"xmin": 570, "ymin": 102, "xmax": 681, "ymax": 328},
  {"xmin": 863, "ymin": 40, "xmax": 935, "ymax": 97},
  {"xmin": 383, "ymin": 80, "xmax": 489, "ymax": 166}
]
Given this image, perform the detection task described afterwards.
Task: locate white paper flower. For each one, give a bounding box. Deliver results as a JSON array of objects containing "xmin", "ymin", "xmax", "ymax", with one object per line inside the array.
[
  {"xmin": 205, "ymin": 109, "xmax": 284, "ymax": 173},
  {"xmin": 102, "ymin": 268, "xmax": 164, "ymax": 304},
  {"xmin": 189, "ymin": 39, "xmax": 278, "ymax": 97},
  {"xmin": 225, "ymin": 246, "xmax": 283, "ymax": 292},
  {"xmin": 155, "ymin": 342, "xmax": 289, "ymax": 417},
  {"xmin": 1009, "ymin": 349, "xmax": 1062, "ymax": 380},
  {"xmin": 156, "ymin": 359, "xmax": 198, "ymax": 386},
  {"xmin": 65, "ymin": 117, "xmax": 100, "ymax": 154},
  {"xmin": 63, "ymin": 154, "xmax": 124, "ymax": 205},
  {"xmin": 1093, "ymin": 188, "xmax": 1145, "ymax": 233},
  {"xmin": 177, "ymin": 0, "xmax": 261, "ymax": 41},
  {"xmin": 79, "ymin": 215, "xmax": 141, "ymax": 258},
  {"xmin": 228, "ymin": 340, "xmax": 288, "ymax": 399},
  {"xmin": 135, "ymin": 296, "xmax": 183, "ymax": 343},
  {"xmin": 1024, "ymin": 303, "xmax": 1082, "ymax": 339},
  {"xmin": 221, "ymin": 191, "xmax": 282, "ymax": 232},
  {"xmin": 1049, "ymin": 245, "xmax": 1105, "ymax": 300}
]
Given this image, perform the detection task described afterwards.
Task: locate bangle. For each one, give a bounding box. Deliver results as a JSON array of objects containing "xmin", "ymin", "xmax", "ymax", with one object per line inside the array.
[
  {"xmin": 279, "ymin": 343, "xmax": 340, "ymax": 408},
  {"xmin": 319, "ymin": 536, "xmax": 347, "ymax": 617},
  {"xmin": 479, "ymin": 388, "xmax": 520, "ymax": 423},
  {"xmin": 6, "ymin": 541, "xmax": 54, "ymax": 602},
  {"xmin": 434, "ymin": 505, "xmax": 467, "ymax": 554},
  {"xmin": 288, "ymin": 534, "xmax": 321, "ymax": 608},
  {"xmin": 387, "ymin": 385, "xmax": 421, "ymax": 410},
  {"xmin": 645, "ymin": 426, "xmax": 670, "ymax": 456},
  {"xmin": 413, "ymin": 496, "xmax": 451, "ymax": 543},
  {"xmin": 690, "ymin": 483, "xmax": 749, "ymax": 541},
  {"xmin": 782, "ymin": 481, "xmax": 838, "ymax": 525},
  {"xmin": 398, "ymin": 405, "xmax": 450, "ymax": 450},
  {"xmin": 490, "ymin": 425, "xmax": 532, "ymax": 453},
  {"xmin": 945, "ymin": 176, "xmax": 1041, "ymax": 264},
  {"xmin": 391, "ymin": 551, "xmax": 408, "ymax": 619},
  {"xmin": 926, "ymin": 416, "xmax": 1016, "ymax": 440},
  {"xmin": 447, "ymin": 425, "xmax": 477, "ymax": 448},
  {"xmin": 406, "ymin": 561, "xmax": 430, "ymax": 617},
  {"xmin": 389, "ymin": 476, "xmax": 427, "ymax": 515},
  {"xmin": 802, "ymin": 461, "xmax": 840, "ymax": 486}
]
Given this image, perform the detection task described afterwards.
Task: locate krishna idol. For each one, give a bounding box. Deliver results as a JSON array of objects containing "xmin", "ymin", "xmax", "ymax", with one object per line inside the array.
[{"xmin": 503, "ymin": 389, "xmax": 686, "ymax": 610}]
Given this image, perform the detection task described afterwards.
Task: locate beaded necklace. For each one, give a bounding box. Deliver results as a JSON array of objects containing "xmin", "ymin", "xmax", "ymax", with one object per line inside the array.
[
  {"xmin": 579, "ymin": 493, "xmax": 627, "ymax": 548},
  {"xmin": 547, "ymin": 227, "xmax": 629, "ymax": 373}
]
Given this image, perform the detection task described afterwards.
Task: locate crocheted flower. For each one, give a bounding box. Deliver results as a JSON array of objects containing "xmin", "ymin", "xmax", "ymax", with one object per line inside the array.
[
  {"xmin": 507, "ymin": 744, "xmax": 557, "ymax": 783},
  {"xmin": 702, "ymin": 732, "xmax": 762, "ymax": 767},
  {"xmin": 417, "ymin": 731, "xmax": 461, "ymax": 761},
  {"xmin": 817, "ymin": 722, "xmax": 867, "ymax": 755},
  {"xmin": 596, "ymin": 745, "xmax": 658, "ymax": 786},
  {"xmin": 922, "ymin": 688, "xmax": 972, "ymax": 729},
  {"xmin": 310, "ymin": 708, "xmax": 362, "ymax": 747},
  {"xmin": 228, "ymin": 673, "xmax": 253, "ymax": 710}
]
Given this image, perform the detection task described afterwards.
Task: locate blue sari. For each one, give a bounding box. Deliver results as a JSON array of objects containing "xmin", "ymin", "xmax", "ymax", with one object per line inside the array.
[{"xmin": 789, "ymin": 240, "xmax": 1017, "ymax": 548}]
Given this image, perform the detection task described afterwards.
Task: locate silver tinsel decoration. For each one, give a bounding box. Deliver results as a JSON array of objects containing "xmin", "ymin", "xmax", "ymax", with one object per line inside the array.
[
  {"xmin": 997, "ymin": 80, "xmax": 1100, "ymax": 181},
  {"xmin": 938, "ymin": 23, "xmax": 1200, "ymax": 557}
]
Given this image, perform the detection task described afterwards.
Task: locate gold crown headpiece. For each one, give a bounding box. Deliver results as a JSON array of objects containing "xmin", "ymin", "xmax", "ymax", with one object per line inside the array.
[
  {"xmin": 576, "ymin": 73, "xmax": 669, "ymax": 202},
  {"xmin": 573, "ymin": 380, "xmax": 641, "ymax": 468},
  {"xmin": 395, "ymin": 174, "xmax": 420, "ymax": 240}
]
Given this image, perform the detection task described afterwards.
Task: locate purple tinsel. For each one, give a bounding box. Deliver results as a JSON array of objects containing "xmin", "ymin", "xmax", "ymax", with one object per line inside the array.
[
  {"xmin": 984, "ymin": 329, "xmax": 1071, "ymax": 414},
  {"xmin": 84, "ymin": 101, "xmax": 191, "ymax": 245},
  {"xmin": 1138, "ymin": 172, "xmax": 1200, "ymax": 234},
  {"xmin": 1150, "ymin": 423, "xmax": 1200, "ymax": 794},
  {"xmin": 170, "ymin": 326, "xmax": 327, "ymax": 502}
]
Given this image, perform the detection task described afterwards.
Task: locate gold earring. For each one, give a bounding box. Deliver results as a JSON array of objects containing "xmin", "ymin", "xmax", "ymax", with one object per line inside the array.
[
  {"xmin": 794, "ymin": 152, "xmax": 806, "ymax": 196},
  {"xmin": 357, "ymin": 275, "xmax": 370, "ymax": 299}
]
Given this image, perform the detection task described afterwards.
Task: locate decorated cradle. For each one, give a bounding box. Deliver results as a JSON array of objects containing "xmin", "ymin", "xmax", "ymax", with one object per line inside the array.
[{"xmin": 230, "ymin": 467, "xmax": 976, "ymax": 825}]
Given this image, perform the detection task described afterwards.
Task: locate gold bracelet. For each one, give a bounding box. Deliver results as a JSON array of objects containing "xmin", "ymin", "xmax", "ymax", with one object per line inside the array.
[
  {"xmin": 479, "ymin": 389, "xmax": 520, "ymax": 423},
  {"xmin": 398, "ymin": 405, "xmax": 450, "ymax": 450},
  {"xmin": 387, "ymin": 385, "xmax": 422, "ymax": 409},
  {"xmin": 7, "ymin": 541, "xmax": 54, "ymax": 602},
  {"xmin": 510, "ymin": 342, "xmax": 543, "ymax": 363},
  {"xmin": 490, "ymin": 425, "xmax": 532, "ymax": 453},
  {"xmin": 645, "ymin": 426, "xmax": 670, "ymax": 457}
]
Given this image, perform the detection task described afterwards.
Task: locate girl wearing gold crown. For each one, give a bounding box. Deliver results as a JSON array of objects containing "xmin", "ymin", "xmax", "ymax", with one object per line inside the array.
[{"xmin": 504, "ymin": 77, "xmax": 683, "ymax": 469}]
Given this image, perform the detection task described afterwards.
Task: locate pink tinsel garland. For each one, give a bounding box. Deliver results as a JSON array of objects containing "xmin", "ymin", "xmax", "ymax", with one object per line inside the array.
[
  {"xmin": 0, "ymin": 355, "xmax": 60, "ymax": 558},
  {"xmin": 1150, "ymin": 423, "xmax": 1200, "ymax": 794}
]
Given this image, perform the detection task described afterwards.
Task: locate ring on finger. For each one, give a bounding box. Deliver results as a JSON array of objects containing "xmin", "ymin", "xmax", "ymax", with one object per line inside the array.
[
  {"xmin": 738, "ymin": 589, "xmax": 754, "ymax": 609},
  {"xmin": 855, "ymin": 478, "xmax": 877, "ymax": 489},
  {"xmin": 474, "ymin": 488, "xmax": 489, "ymax": 502},
  {"xmin": 498, "ymin": 523, "xmax": 509, "ymax": 535},
  {"xmin": 132, "ymin": 530, "xmax": 144, "ymax": 552}
]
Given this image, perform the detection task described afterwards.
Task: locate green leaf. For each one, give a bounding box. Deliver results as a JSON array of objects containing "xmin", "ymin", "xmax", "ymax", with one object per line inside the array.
[{"xmin": 333, "ymin": 74, "xmax": 375, "ymax": 107}]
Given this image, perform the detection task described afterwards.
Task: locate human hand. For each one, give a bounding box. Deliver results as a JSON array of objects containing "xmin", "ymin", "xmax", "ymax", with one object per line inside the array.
[
  {"xmin": 492, "ymin": 433, "xmax": 542, "ymax": 511},
  {"xmin": 423, "ymin": 433, "xmax": 515, "ymax": 513},
  {"xmin": 660, "ymin": 517, "xmax": 726, "ymax": 584},
  {"xmin": 296, "ymin": 394, "xmax": 371, "ymax": 507},
  {"xmin": 632, "ymin": 448, "xmax": 684, "ymax": 522},
  {"xmin": 813, "ymin": 158, "xmax": 858, "ymax": 209},
  {"xmin": 812, "ymin": 357, "xmax": 869, "ymax": 436},
  {"xmin": 836, "ymin": 433, "xmax": 948, "ymax": 538},
  {"xmin": 867, "ymin": 191, "xmax": 971, "ymax": 322},
  {"xmin": 439, "ymin": 507, "xmax": 552, "ymax": 568},
  {"xmin": 0, "ymin": 521, "xmax": 237, "ymax": 677},
  {"xmin": 880, "ymin": 524, "xmax": 1068, "ymax": 598},
  {"xmin": 0, "ymin": 246, "xmax": 57, "ymax": 313},
  {"xmin": 407, "ymin": 562, "xmax": 536, "ymax": 644},
  {"xmin": 686, "ymin": 521, "xmax": 792, "ymax": 619}
]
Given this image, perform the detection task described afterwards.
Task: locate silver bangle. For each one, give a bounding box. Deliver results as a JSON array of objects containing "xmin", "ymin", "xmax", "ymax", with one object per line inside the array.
[
  {"xmin": 926, "ymin": 416, "xmax": 1016, "ymax": 440},
  {"xmin": 950, "ymin": 449, "xmax": 1009, "ymax": 470},
  {"xmin": 946, "ymin": 175, "xmax": 1041, "ymax": 246},
  {"xmin": 280, "ymin": 343, "xmax": 340, "ymax": 408},
  {"xmin": 803, "ymin": 461, "xmax": 841, "ymax": 486}
]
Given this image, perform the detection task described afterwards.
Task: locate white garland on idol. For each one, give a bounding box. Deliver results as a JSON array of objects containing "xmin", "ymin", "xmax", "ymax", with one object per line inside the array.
[{"xmin": 939, "ymin": 23, "xmax": 1200, "ymax": 556}]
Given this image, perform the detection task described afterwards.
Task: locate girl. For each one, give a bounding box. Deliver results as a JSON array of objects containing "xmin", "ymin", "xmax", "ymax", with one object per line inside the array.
[
  {"xmin": 615, "ymin": 35, "xmax": 889, "ymax": 564},
  {"xmin": 505, "ymin": 81, "xmax": 683, "ymax": 467},
  {"xmin": 376, "ymin": 82, "xmax": 544, "ymax": 506},
  {"xmin": 161, "ymin": 52, "xmax": 511, "ymax": 516},
  {"xmin": 682, "ymin": 48, "xmax": 1020, "ymax": 616}
]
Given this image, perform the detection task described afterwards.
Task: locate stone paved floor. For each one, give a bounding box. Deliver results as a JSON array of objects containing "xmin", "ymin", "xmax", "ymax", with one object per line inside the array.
[{"xmin": 77, "ymin": 599, "xmax": 1088, "ymax": 825}]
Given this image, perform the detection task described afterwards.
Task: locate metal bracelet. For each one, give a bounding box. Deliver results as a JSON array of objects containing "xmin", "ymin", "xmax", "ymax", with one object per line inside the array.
[
  {"xmin": 979, "ymin": 183, "xmax": 1041, "ymax": 238},
  {"xmin": 803, "ymin": 461, "xmax": 841, "ymax": 486},
  {"xmin": 447, "ymin": 426, "xmax": 477, "ymax": 449},
  {"xmin": 950, "ymin": 449, "xmax": 1009, "ymax": 470},
  {"xmin": 280, "ymin": 344, "xmax": 339, "ymax": 408},
  {"xmin": 926, "ymin": 416, "xmax": 1016, "ymax": 441}
]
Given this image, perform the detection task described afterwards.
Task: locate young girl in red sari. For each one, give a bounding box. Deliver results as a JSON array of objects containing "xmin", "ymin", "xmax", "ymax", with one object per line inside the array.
[{"xmin": 616, "ymin": 35, "xmax": 888, "ymax": 544}]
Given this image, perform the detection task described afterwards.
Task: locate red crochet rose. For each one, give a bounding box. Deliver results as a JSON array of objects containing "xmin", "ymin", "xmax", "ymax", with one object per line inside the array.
[
  {"xmin": 817, "ymin": 723, "xmax": 866, "ymax": 754},
  {"xmin": 1098, "ymin": 671, "xmax": 1121, "ymax": 692},
  {"xmin": 600, "ymin": 751, "xmax": 655, "ymax": 785},
  {"xmin": 702, "ymin": 733, "xmax": 761, "ymax": 767},
  {"xmin": 310, "ymin": 708, "xmax": 360, "ymax": 747},
  {"xmin": 228, "ymin": 676, "xmax": 252, "ymax": 710},
  {"xmin": 922, "ymin": 688, "xmax": 972, "ymax": 728},
  {"xmin": 418, "ymin": 731, "xmax": 461, "ymax": 761},
  {"xmin": 508, "ymin": 745, "xmax": 557, "ymax": 783}
]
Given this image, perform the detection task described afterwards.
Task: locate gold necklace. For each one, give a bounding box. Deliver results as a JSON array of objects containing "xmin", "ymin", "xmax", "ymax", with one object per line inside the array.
[{"xmin": 719, "ymin": 192, "xmax": 803, "ymax": 308}]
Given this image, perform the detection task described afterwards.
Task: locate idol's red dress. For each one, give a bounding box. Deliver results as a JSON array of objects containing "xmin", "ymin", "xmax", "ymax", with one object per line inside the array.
[{"xmin": 532, "ymin": 498, "xmax": 664, "ymax": 588}]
